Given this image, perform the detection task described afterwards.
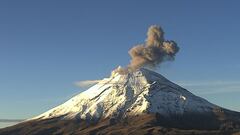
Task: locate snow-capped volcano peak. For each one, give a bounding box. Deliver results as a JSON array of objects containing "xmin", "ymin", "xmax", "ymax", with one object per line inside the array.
[{"xmin": 32, "ymin": 68, "xmax": 216, "ymax": 121}]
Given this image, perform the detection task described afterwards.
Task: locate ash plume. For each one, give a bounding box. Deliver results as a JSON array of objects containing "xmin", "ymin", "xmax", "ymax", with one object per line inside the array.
[
  {"xmin": 75, "ymin": 25, "xmax": 179, "ymax": 87},
  {"xmin": 115, "ymin": 25, "xmax": 179, "ymax": 74}
]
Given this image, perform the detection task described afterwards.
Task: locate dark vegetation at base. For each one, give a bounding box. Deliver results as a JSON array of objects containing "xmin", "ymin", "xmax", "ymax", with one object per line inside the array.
[
  {"xmin": 155, "ymin": 112, "xmax": 220, "ymax": 130},
  {"xmin": 0, "ymin": 111, "xmax": 240, "ymax": 135}
]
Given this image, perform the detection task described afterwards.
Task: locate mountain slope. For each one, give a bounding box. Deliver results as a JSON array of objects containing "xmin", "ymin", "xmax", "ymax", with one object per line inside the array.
[
  {"xmin": 0, "ymin": 68, "xmax": 240, "ymax": 135},
  {"xmin": 32, "ymin": 68, "xmax": 218, "ymax": 120}
]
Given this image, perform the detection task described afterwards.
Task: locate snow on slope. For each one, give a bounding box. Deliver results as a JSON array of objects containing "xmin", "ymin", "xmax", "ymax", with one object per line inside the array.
[{"xmin": 32, "ymin": 68, "xmax": 217, "ymax": 121}]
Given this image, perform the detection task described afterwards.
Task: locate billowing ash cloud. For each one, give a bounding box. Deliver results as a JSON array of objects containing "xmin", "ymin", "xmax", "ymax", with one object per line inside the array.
[
  {"xmin": 115, "ymin": 25, "xmax": 179, "ymax": 74},
  {"xmin": 76, "ymin": 25, "xmax": 179, "ymax": 87}
]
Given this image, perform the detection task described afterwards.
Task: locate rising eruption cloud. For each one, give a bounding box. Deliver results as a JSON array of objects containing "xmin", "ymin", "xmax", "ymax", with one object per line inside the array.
[
  {"xmin": 76, "ymin": 25, "xmax": 179, "ymax": 87},
  {"xmin": 114, "ymin": 25, "xmax": 179, "ymax": 74}
]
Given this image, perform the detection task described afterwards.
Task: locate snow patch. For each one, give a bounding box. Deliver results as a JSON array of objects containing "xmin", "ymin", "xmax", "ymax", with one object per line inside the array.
[{"xmin": 31, "ymin": 68, "xmax": 217, "ymax": 121}]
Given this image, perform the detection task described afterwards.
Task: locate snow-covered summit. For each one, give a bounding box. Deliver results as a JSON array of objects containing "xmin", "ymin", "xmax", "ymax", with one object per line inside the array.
[{"xmin": 32, "ymin": 68, "xmax": 217, "ymax": 121}]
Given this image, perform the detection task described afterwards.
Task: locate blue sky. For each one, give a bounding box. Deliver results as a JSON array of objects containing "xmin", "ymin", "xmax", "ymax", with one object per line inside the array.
[{"xmin": 1, "ymin": 0, "xmax": 240, "ymax": 126}]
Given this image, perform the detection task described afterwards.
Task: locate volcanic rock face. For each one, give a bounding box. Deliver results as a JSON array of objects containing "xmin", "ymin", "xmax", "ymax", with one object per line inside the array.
[{"xmin": 0, "ymin": 68, "xmax": 240, "ymax": 135}]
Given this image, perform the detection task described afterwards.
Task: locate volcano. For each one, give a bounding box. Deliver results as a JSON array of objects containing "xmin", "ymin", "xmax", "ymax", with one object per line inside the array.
[{"xmin": 0, "ymin": 68, "xmax": 240, "ymax": 135}]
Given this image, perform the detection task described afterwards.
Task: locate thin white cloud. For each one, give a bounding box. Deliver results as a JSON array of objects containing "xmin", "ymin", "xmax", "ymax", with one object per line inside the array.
[
  {"xmin": 176, "ymin": 80, "xmax": 240, "ymax": 87},
  {"xmin": 74, "ymin": 80, "xmax": 101, "ymax": 88},
  {"xmin": 176, "ymin": 80, "xmax": 240, "ymax": 95},
  {"xmin": 197, "ymin": 86, "xmax": 240, "ymax": 95},
  {"xmin": 0, "ymin": 119, "xmax": 24, "ymax": 123}
]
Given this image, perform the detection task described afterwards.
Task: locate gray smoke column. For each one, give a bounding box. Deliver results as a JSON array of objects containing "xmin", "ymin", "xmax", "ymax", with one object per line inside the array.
[{"xmin": 114, "ymin": 25, "xmax": 179, "ymax": 74}]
